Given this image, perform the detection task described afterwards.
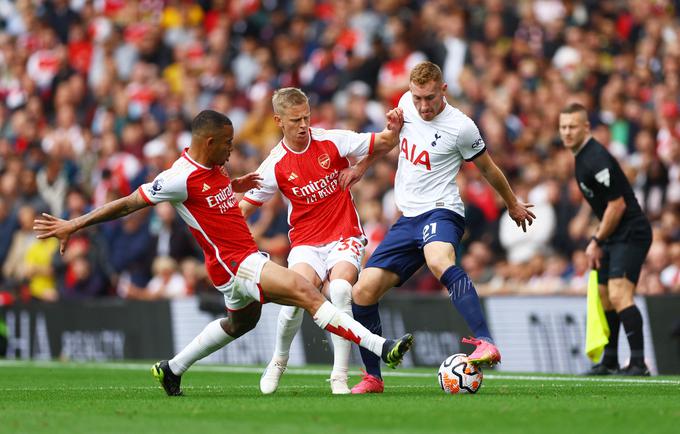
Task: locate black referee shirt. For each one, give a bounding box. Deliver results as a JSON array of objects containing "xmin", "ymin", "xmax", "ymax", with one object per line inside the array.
[{"xmin": 574, "ymin": 137, "xmax": 649, "ymax": 242}]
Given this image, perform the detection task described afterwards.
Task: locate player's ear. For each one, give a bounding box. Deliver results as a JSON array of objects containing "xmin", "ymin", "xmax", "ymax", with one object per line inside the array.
[
  {"xmin": 441, "ymin": 82, "xmax": 448, "ymax": 93},
  {"xmin": 273, "ymin": 113, "xmax": 283, "ymax": 128}
]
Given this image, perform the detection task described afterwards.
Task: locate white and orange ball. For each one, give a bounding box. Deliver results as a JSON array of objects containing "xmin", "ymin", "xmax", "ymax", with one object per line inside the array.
[{"xmin": 437, "ymin": 353, "xmax": 483, "ymax": 394}]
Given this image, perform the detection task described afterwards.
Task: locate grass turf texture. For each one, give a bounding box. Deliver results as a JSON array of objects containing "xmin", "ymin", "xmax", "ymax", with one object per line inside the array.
[{"xmin": 1, "ymin": 361, "xmax": 678, "ymax": 434}]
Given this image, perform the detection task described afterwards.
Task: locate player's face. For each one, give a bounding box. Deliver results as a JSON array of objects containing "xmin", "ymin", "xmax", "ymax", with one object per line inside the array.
[
  {"xmin": 410, "ymin": 80, "xmax": 447, "ymax": 121},
  {"xmin": 210, "ymin": 124, "xmax": 235, "ymax": 165},
  {"xmin": 276, "ymin": 103, "xmax": 311, "ymax": 149},
  {"xmin": 559, "ymin": 112, "xmax": 590, "ymax": 151}
]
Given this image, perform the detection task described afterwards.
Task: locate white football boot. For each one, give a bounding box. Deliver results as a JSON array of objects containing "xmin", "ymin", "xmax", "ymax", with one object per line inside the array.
[
  {"xmin": 260, "ymin": 359, "xmax": 288, "ymax": 394},
  {"xmin": 329, "ymin": 373, "xmax": 351, "ymax": 394}
]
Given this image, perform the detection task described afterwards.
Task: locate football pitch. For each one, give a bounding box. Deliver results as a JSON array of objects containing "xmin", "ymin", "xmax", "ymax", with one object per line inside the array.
[{"xmin": 1, "ymin": 361, "xmax": 678, "ymax": 434}]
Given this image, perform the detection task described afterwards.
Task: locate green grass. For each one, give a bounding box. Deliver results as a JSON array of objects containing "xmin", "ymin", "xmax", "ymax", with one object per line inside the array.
[{"xmin": 1, "ymin": 361, "xmax": 679, "ymax": 434}]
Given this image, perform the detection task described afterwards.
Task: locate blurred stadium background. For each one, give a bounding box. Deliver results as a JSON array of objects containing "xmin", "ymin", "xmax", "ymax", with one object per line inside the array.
[{"xmin": 0, "ymin": 0, "xmax": 679, "ymax": 374}]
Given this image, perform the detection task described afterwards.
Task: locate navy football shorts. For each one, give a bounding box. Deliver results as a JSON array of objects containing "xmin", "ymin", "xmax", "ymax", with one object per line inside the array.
[{"xmin": 365, "ymin": 208, "xmax": 465, "ymax": 286}]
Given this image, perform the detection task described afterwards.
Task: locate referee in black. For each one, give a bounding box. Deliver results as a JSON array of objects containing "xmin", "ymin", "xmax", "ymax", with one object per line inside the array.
[{"xmin": 559, "ymin": 103, "xmax": 652, "ymax": 376}]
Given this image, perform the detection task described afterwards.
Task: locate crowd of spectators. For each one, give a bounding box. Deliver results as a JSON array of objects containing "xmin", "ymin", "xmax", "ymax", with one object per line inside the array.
[{"xmin": 1, "ymin": 0, "xmax": 680, "ymax": 304}]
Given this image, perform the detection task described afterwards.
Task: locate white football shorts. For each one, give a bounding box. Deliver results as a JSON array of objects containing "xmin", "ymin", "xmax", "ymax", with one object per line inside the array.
[
  {"xmin": 287, "ymin": 237, "xmax": 366, "ymax": 282},
  {"xmin": 215, "ymin": 251, "xmax": 269, "ymax": 311}
]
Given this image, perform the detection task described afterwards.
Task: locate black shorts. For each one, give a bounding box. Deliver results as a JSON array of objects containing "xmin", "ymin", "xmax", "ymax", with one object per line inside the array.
[{"xmin": 597, "ymin": 236, "xmax": 652, "ymax": 285}]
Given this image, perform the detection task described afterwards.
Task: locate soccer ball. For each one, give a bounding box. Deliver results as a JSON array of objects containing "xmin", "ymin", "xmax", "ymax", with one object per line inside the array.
[{"xmin": 437, "ymin": 353, "xmax": 483, "ymax": 394}]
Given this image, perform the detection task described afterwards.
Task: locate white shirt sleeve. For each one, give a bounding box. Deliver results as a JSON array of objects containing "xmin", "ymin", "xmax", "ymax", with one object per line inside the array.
[
  {"xmin": 243, "ymin": 149, "xmax": 280, "ymax": 205},
  {"xmin": 456, "ymin": 116, "xmax": 487, "ymax": 161},
  {"xmin": 139, "ymin": 167, "xmax": 188, "ymax": 205},
  {"xmin": 316, "ymin": 128, "xmax": 375, "ymax": 158}
]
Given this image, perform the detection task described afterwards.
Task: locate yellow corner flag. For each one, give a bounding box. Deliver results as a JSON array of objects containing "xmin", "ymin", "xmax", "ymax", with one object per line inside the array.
[{"xmin": 585, "ymin": 270, "xmax": 610, "ymax": 363}]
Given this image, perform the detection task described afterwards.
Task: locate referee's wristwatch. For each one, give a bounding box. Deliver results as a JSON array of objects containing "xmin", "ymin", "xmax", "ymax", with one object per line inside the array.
[{"xmin": 591, "ymin": 235, "xmax": 602, "ymax": 246}]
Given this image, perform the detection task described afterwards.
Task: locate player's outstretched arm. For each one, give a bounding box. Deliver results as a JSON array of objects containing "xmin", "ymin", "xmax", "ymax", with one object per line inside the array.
[
  {"xmin": 231, "ymin": 171, "xmax": 263, "ymax": 193},
  {"xmin": 238, "ymin": 199, "xmax": 260, "ymax": 219},
  {"xmin": 373, "ymin": 107, "xmax": 403, "ymax": 153},
  {"xmin": 473, "ymin": 152, "xmax": 536, "ymax": 232},
  {"xmin": 339, "ymin": 108, "xmax": 403, "ymax": 190},
  {"xmin": 33, "ymin": 190, "xmax": 149, "ymax": 254}
]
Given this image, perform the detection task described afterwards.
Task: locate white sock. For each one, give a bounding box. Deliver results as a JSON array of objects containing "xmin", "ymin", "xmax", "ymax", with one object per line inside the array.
[
  {"xmin": 329, "ymin": 279, "xmax": 352, "ymax": 378},
  {"xmin": 273, "ymin": 305, "xmax": 304, "ymax": 361},
  {"xmin": 313, "ymin": 300, "xmax": 385, "ymax": 358},
  {"xmin": 169, "ymin": 319, "xmax": 234, "ymax": 375}
]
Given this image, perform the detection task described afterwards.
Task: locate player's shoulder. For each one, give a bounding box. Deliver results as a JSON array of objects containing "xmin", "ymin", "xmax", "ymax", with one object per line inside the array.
[
  {"xmin": 257, "ymin": 142, "xmax": 288, "ymax": 175},
  {"xmin": 311, "ymin": 127, "xmax": 363, "ymax": 149},
  {"xmin": 432, "ymin": 104, "xmax": 477, "ymax": 142},
  {"xmin": 579, "ymin": 139, "xmax": 611, "ymax": 163},
  {"xmin": 264, "ymin": 142, "xmax": 288, "ymax": 161},
  {"xmin": 163, "ymin": 156, "xmax": 196, "ymax": 180},
  {"xmin": 398, "ymin": 91, "xmax": 412, "ymax": 109},
  {"xmin": 310, "ymin": 126, "xmax": 353, "ymax": 141},
  {"xmin": 442, "ymin": 104, "xmax": 474, "ymax": 126}
]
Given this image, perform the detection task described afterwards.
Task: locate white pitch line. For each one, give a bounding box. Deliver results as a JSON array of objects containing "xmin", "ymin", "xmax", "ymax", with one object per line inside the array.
[{"xmin": 1, "ymin": 360, "xmax": 678, "ymax": 385}]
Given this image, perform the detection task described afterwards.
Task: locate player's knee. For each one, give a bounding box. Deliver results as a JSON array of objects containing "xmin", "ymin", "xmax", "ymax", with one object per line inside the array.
[
  {"xmin": 352, "ymin": 281, "xmax": 378, "ymax": 305},
  {"xmin": 609, "ymin": 292, "xmax": 633, "ymax": 311},
  {"xmin": 600, "ymin": 295, "xmax": 614, "ymax": 311},
  {"xmin": 291, "ymin": 274, "xmax": 323, "ymax": 310},
  {"xmin": 426, "ymin": 257, "xmax": 454, "ymax": 280},
  {"xmin": 608, "ymin": 283, "xmax": 634, "ymax": 310},
  {"xmin": 225, "ymin": 316, "xmax": 258, "ymax": 338},
  {"xmin": 329, "ymin": 279, "xmax": 352, "ymax": 306}
]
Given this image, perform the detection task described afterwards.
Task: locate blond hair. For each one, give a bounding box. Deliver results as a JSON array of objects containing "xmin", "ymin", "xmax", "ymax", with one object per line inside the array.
[
  {"xmin": 409, "ymin": 61, "xmax": 443, "ymax": 86},
  {"xmin": 272, "ymin": 87, "xmax": 309, "ymax": 115}
]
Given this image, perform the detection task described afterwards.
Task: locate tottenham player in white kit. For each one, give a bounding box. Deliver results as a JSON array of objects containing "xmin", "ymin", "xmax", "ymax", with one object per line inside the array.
[
  {"xmin": 239, "ymin": 88, "xmax": 403, "ymax": 394},
  {"xmin": 341, "ymin": 61, "xmax": 536, "ymax": 393},
  {"xmin": 33, "ymin": 110, "xmax": 414, "ymax": 397}
]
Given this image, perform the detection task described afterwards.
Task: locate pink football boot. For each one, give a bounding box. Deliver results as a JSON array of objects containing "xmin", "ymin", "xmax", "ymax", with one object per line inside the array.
[
  {"xmin": 350, "ymin": 370, "xmax": 385, "ymax": 394},
  {"xmin": 462, "ymin": 337, "xmax": 501, "ymax": 366}
]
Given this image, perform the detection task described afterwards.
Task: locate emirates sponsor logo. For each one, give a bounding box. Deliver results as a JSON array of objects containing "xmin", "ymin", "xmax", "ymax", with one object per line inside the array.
[
  {"xmin": 290, "ymin": 169, "xmax": 340, "ymax": 204},
  {"xmin": 318, "ymin": 154, "xmax": 330, "ymax": 169},
  {"xmin": 206, "ymin": 184, "xmax": 237, "ymax": 213},
  {"xmin": 202, "ymin": 183, "xmax": 211, "ymax": 192}
]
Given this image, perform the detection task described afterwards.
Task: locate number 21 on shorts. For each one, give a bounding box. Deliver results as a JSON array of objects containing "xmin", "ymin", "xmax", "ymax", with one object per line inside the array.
[{"xmin": 422, "ymin": 222, "xmax": 437, "ymax": 242}]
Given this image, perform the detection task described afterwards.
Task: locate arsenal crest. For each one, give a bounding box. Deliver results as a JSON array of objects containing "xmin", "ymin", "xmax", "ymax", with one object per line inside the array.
[{"xmin": 318, "ymin": 154, "xmax": 330, "ymax": 169}]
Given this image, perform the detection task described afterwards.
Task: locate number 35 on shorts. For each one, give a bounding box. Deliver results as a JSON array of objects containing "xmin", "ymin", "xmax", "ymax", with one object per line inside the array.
[{"xmin": 338, "ymin": 238, "xmax": 364, "ymax": 256}]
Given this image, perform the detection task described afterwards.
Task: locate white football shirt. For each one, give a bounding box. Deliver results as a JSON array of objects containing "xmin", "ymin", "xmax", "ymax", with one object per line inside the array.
[{"xmin": 395, "ymin": 91, "xmax": 486, "ymax": 217}]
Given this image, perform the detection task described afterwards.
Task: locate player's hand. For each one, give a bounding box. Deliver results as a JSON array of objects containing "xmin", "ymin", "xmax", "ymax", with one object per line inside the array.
[
  {"xmin": 386, "ymin": 107, "xmax": 404, "ymax": 132},
  {"xmin": 339, "ymin": 165, "xmax": 365, "ymax": 190},
  {"xmin": 232, "ymin": 172, "xmax": 263, "ymax": 193},
  {"xmin": 508, "ymin": 201, "xmax": 536, "ymax": 232},
  {"xmin": 585, "ymin": 239, "xmax": 602, "ymax": 270},
  {"xmin": 33, "ymin": 213, "xmax": 74, "ymax": 255}
]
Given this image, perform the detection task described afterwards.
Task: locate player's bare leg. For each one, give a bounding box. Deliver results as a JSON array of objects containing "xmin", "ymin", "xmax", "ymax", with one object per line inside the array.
[
  {"xmin": 259, "ymin": 261, "xmax": 414, "ymax": 371},
  {"xmin": 425, "ymin": 242, "xmax": 500, "ymax": 366},
  {"xmin": 260, "ymin": 263, "xmax": 319, "ymax": 394},
  {"xmin": 327, "ymin": 261, "xmax": 359, "ymax": 394},
  {"xmin": 153, "ymin": 302, "xmax": 262, "ymax": 396},
  {"xmin": 350, "ymin": 267, "xmax": 400, "ymax": 394}
]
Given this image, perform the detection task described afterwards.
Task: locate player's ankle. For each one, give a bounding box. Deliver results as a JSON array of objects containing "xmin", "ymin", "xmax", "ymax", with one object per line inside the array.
[{"xmin": 271, "ymin": 355, "xmax": 289, "ymax": 365}]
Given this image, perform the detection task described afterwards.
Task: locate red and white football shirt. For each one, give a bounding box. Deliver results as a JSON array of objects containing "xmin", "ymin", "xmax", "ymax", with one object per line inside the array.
[
  {"xmin": 243, "ymin": 128, "xmax": 375, "ymax": 247},
  {"xmin": 139, "ymin": 150, "xmax": 258, "ymax": 287}
]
